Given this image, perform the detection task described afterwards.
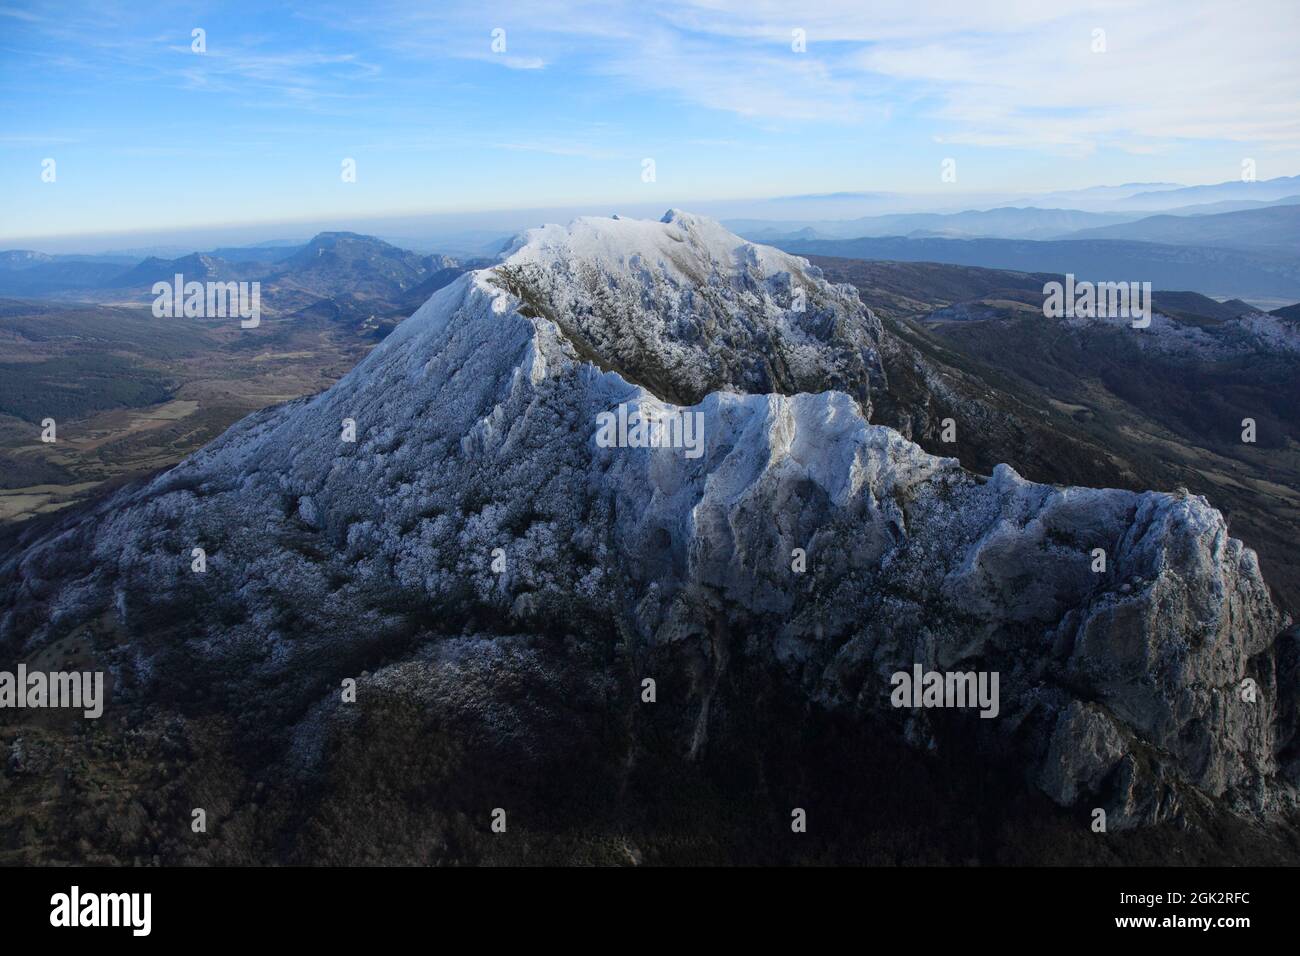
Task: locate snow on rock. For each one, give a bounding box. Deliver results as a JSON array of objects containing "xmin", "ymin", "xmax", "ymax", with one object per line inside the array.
[
  {"xmin": 1065, "ymin": 306, "xmax": 1300, "ymax": 358},
  {"xmin": 0, "ymin": 211, "xmax": 1293, "ymax": 829}
]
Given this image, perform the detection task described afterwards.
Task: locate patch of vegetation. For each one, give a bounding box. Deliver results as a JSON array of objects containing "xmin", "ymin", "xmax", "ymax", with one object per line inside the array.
[{"xmin": 0, "ymin": 353, "xmax": 176, "ymax": 423}]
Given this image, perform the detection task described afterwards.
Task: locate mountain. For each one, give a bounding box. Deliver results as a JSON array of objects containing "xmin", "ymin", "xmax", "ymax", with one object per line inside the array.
[
  {"xmin": 2, "ymin": 212, "xmax": 1295, "ymax": 865},
  {"xmin": 1145, "ymin": 291, "xmax": 1265, "ymax": 324},
  {"xmin": 0, "ymin": 233, "xmax": 471, "ymax": 338},
  {"xmin": 0, "ymin": 252, "xmax": 140, "ymax": 295},
  {"xmin": 775, "ymin": 234, "xmax": 1300, "ymax": 302},
  {"xmin": 885, "ymin": 206, "xmax": 1120, "ymax": 239},
  {"xmin": 1000, "ymin": 177, "xmax": 1300, "ymax": 213},
  {"xmin": 1026, "ymin": 182, "xmax": 1186, "ymax": 205},
  {"xmin": 0, "ymin": 250, "xmax": 56, "ymax": 270},
  {"xmin": 726, "ymin": 195, "xmax": 1300, "ymax": 245},
  {"xmin": 272, "ymin": 232, "xmax": 453, "ymax": 296},
  {"xmin": 809, "ymin": 256, "xmax": 1300, "ymax": 615},
  {"xmin": 729, "ymin": 207, "xmax": 1142, "ymax": 242},
  {"xmin": 1155, "ymin": 194, "xmax": 1300, "ymax": 217},
  {"xmin": 1062, "ymin": 204, "xmax": 1300, "ymax": 252},
  {"xmin": 105, "ymin": 252, "xmax": 245, "ymax": 288},
  {"xmin": 260, "ymin": 233, "xmax": 465, "ymax": 331},
  {"xmin": 207, "ymin": 243, "xmax": 305, "ymax": 264},
  {"xmin": 1118, "ymin": 175, "xmax": 1300, "ymax": 210},
  {"xmin": 731, "ymin": 225, "xmax": 828, "ymax": 243},
  {"xmin": 396, "ymin": 262, "xmax": 479, "ymax": 311},
  {"xmin": 0, "ymin": 233, "xmax": 463, "ymax": 316},
  {"xmin": 0, "ymin": 251, "xmax": 139, "ymax": 271}
]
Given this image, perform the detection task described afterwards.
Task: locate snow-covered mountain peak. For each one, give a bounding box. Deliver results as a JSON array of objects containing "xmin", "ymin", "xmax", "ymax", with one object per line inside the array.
[
  {"xmin": 0, "ymin": 210, "xmax": 1292, "ymax": 836},
  {"xmin": 499, "ymin": 209, "xmax": 812, "ymax": 286},
  {"xmin": 483, "ymin": 211, "xmax": 885, "ymax": 409}
]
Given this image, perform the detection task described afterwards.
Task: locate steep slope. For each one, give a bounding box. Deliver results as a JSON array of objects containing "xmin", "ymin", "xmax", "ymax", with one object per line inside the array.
[{"xmin": 1, "ymin": 212, "xmax": 1295, "ymax": 863}]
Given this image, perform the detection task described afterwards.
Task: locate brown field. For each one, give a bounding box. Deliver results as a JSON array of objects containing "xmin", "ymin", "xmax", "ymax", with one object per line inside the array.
[{"xmin": 0, "ymin": 302, "xmax": 371, "ymax": 522}]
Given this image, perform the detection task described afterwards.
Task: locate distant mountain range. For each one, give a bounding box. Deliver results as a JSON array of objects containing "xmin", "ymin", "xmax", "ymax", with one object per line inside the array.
[
  {"xmin": 776, "ymin": 229, "xmax": 1300, "ymax": 303},
  {"xmin": 0, "ymin": 233, "xmax": 480, "ymax": 334},
  {"xmin": 105, "ymin": 252, "xmax": 248, "ymax": 288},
  {"xmin": 0, "ymin": 250, "xmax": 140, "ymax": 293},
  {"xmin": 9, "ymin": 173, "xmax": 1300, "ymax": 258},
  {"xmin": 728, "ymin": 190, "xmax": 1300, "ymax": 244},
  {"xmin": 1111, "ymin": 174, "xmax": 1300, "ymax": 210},
  {"xmin": 728, "ymin": 207, "xmax": 1140, "ymax": 241},
  {"xmin": 1003, "ymin": 175, "xmax": 1300, "ymax": 211},
  {"xmin": 1059, "ymin": 203, "xmax": 1300, "ymax": 253},
  {"xmin": 6, "ymin": 181, "xmax": 1300, "ymax": 313}
]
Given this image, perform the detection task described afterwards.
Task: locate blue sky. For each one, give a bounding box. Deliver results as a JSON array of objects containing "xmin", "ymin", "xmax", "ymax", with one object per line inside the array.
[{"xmin": 2, "ymin": 0, "xmax": 1299, "ymax": 242}]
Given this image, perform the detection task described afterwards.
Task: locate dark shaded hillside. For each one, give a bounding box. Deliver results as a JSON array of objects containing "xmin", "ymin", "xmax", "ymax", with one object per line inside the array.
[{"xmin": 810, "ymin": 256, "xmax": 1055, "ymax": 317}]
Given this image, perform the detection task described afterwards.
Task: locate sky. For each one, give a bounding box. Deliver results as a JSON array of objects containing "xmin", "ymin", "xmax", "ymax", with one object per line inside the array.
[{"xmin": 2, "ymin": 0, "xmax": 1299, "ymax": 244}]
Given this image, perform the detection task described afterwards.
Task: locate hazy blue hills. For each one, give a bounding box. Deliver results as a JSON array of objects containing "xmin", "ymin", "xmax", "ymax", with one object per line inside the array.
[
  {"xmin": 0, "ymin": 232, "xmax": 464, "ymax": 314},
  {"xmin": 777, "ymin": 234, "xmax": 1300, "ymax": 301},
  {"xmin": 105, "ymin": 252, "xmax": 247, "ymax": 288},
  {"xmin": 0, "ymin": 250, "xmax": 139, "ymax": 294},
  {"xmin": 729, "ymin": 206, "xmax": 1139, "ymax": 241},
  {"xmin": 3, "ymin": 211, "xmax": 1298, "ymax": 317},
  {"xmin": 1062, "ymin": 202, "xmax": 1300, "ymax": 252},
  {"xmin": 1115, "ymin": 174, "xmax": 1300, "ymax": 209}
]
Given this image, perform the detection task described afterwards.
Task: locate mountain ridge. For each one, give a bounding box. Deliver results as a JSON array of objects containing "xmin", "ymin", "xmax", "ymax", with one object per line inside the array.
[
  {"xmin": 1, "ymin": 211, "xmax": 1296, "ymax": 863},
  {"xmin": 774, "ymin": 234, "xmax": 1300, "ymax": 303},
  {"xmin": 1061, "ymin": 203, "xmax": 1300, "ymax": 251}
]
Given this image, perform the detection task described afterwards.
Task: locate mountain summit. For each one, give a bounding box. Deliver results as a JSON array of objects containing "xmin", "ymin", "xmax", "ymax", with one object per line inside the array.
[{"xmin": 2, "ymin": 212, "xmax": 1295, "ymax": 862}]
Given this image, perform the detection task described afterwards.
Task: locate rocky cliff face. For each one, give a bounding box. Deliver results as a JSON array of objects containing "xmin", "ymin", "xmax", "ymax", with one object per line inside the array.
[{"xmin": 1, "ymin": 211, "xmax": 1295, "ymax": 857}]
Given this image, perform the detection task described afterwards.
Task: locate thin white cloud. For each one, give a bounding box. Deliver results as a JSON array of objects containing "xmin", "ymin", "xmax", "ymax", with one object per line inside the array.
[
  {"xmin": 361, "ymin": 0, "xmax": 1300, "ymax": 149},
  {"xmin": 849, "ymin": 0, "xmax": 1300, "ymax": 151},
  {"xmin": 0, "ymin": 5, "xmax": 41, "ymax": 21},
  {"xmin": 7, "ymin": 0, "xmax": 1299, "ymax": 164}
]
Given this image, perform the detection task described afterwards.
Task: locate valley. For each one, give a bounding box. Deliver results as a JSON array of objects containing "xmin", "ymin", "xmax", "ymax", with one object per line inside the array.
[{"xmin": 0, "ymin": 300, "xmax": 370, "ymax": 523}]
